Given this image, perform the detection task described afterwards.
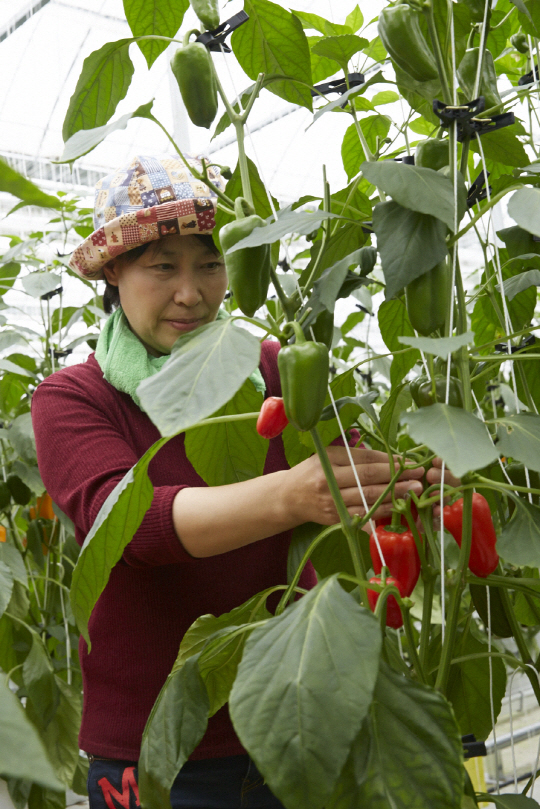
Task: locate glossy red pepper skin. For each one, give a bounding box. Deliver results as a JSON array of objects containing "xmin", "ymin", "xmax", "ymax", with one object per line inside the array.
[
  {"xmin": 256, "ymin": 397, "xmax": 289, "ymax": 439},
  {"xmin": 367, "ymin": 576, "xmax": 404, "ymax": 629},
  {"xmin": 369, "ymin": 526, "xmax": 421, "ymax": 597},
  {"xmin": 443, "ymin": 493, "xmax": 499, "ymax": 578}
]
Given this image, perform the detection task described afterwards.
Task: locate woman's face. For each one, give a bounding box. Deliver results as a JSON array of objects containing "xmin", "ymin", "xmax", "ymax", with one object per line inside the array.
[{"xmin": 103, "ymin": 234, "xmax": 228, "ymax": 356}]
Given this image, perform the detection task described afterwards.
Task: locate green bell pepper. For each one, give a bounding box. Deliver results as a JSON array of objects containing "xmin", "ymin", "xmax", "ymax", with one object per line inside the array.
[
  {"xmin": 405, "ymin": 261, "xmax": 448, "ymax": 336},
  {"xmin": 189, "ymin": 0, "xmax": 219, "ymax": 31},
  {"xmin": 415, "ymin": 139, "xmax": 449, "ymax": 171},
  {"xmin": 278, "ymin": 322, "xmax": 329, "ymax": 431},
  {"xmin": 410, "ymin": 374, "xmax": 463, "ymax": 408},
  {"xmin": 170, "ymin": 33, "xmax": 218, "ymax": 129},
  {"xmin": 378, "ymin": 5, "xmax": 438, "ymax": 83}
]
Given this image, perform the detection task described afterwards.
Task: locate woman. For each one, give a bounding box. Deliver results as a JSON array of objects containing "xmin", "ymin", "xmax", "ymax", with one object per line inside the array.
[{"xmin": 32, "ymin": 154, "xmax": 445, "ymax": 809}]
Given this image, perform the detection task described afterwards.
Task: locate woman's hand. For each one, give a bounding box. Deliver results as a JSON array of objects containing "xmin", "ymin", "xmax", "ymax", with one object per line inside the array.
[
  {"xmin": 285, "ymin": 447, "xmax": 425, "ymax": 526},
  {"xmin": 426, "ymin": 457, "xmax": 461, "ymax": 519}
]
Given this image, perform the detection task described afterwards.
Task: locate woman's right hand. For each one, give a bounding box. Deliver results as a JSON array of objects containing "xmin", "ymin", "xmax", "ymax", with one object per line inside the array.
[{"xmin": 285, "ymin": 446, "xmax": 425, "ymax": 526}]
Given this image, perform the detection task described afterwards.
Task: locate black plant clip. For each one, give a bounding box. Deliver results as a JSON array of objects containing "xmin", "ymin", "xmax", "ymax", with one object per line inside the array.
[
  {"xmin": 52, "ymin": 348, "xmax": 73, "ymax": 359},
  {"xmin": 361, "ymin": 221, "xmax": 374, "ymax": 235},
  {"xmin": 433, "ymin": 98, "xmax": 515, "ymax": 142},
  {"xmin": 311, "ymin": 73, "xmax": 365, "ymax": 97},
  {"xmin": 467, "ymin": 170, "xmax": 491, "ymax": 207},
  {"xmin": 462, "ymin": 734, "xmax": 487, "ymax": 759},
  {"xmin": 40, "ymin": 285, "xmax": 63, "ymax": 301},
  {"xmin": 494, "ymin": 335, "xmax": 536, "ymax": 354},
  {"xmin": 196, "ymin": 10, "xmax": 249, "ymax": 53},
  {"xmin": 518, "ymin": 64, "xmax": 540, "ymax": 86},
  {"xmin": 394, "ymin": 154, "xmax": 415, "ymax": 165}
]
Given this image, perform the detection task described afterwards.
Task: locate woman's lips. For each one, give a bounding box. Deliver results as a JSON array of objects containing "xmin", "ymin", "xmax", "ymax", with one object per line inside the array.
[{"xmin": 166, "ymin": 318, "xmax": 203, "ymax": 332}]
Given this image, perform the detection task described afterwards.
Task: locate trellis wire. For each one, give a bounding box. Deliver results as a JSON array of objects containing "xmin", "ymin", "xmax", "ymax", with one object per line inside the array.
[
  {"xmin": 487, "ymin": 586, "xmax": 500, "ymax": 793},
  {"xmin": 216, "ymin": 45, "xmax": 385, "ymax": 563}
]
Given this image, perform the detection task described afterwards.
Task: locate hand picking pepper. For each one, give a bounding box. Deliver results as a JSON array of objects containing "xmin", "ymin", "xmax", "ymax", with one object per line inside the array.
[
  {"xmin": 369, "ymin": 524, "xmax": 421, "ymax": 597},
  {"xmin": 170, "ymin": 33, "xmax": 218, "ymax": 129},
  {"xmin": 410, "ymin": 373, "xmax": 463, "ymax": 409},
  {"xmin": 278, "ymin": 321, "xmax": 329, "ymax": 432},
  {"xmin": 443, "ymin": 493, "xmax": 499, "ymax": 578},
  {"xmin": 367, "ymin": 576, "xmax": 404, "ymax": 629},
  {"xmin": 189, "ymin": 0, "xmax": 219, "ymax": 31},
  {"xmin": 256, "ymin": 397, "xmax": 288, "ymax": 439},
  {"xmin": 378, "ymin": 5, "xmax": 438, "ymax": 83},
  {"xmin": 405, "ymin": 260, "xmax": 447, "ymax": 336},
  {"xmin": 220, "ymin": 197, "xmax": 272, "ymax": 317}
]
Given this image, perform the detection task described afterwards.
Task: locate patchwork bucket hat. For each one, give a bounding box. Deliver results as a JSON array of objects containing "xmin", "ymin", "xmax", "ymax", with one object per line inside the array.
[{"xmin": 69, "ymin": 154, "xmax": 226, "ymax": 280}]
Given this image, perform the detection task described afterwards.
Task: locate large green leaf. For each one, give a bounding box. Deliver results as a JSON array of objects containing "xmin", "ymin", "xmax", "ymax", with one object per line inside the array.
[
  {"xmin": 70, "ymin": 438, "xmax": 166, "ymax": 646},
  {"xmin": 362, "ymin": 160, "xmax": 462, "ymax": 231},
  {"xmin": 231, "ymin": 0, "xmax": 313, "ymax": 111},
  {"xmin": 476, "ymin": 795, "xmax": 540, "ymax": 808},
  {"xmin": 401, "ymin": 404, "xmax": 499, "ymax": 477},
  {"xmin": 0, "ymin": 560, "xmax": 13, "ymax": 619},
  {"xmin": 26, "ymin": 679, "xmax": 81, "ymax": 786},
  {"xmin": 57, "ymin": 101, "xmax": 154, "ymax": 163},
  {"xmin": 229, "ymin": 576, "xmax": 382, "ymax": 809},
  {"xmin": 498, "ymin": 498, "xmax": 540, "ymax": 567},
  {"xmin": 300, "ymin": 222, "xmax": 368, "ymax": 288},
  {"xmin": 185, "ymin": 380, "xmax": 267, "ymax": 486},
  {"xmin": 62, "ymin": 39, "xmax": 135, "ymax": 140},
  {"xmin": 328, "ymin": 662, "xmax": 463, "ymax": 809},
  {"xmin": 398, "ymin": 332, "xmax": 475, "ymax": 359},
  {"xmin": 224, "ymin": 209, "xmax": 340, "ymax": 252},
  {"xmin": 377, "ymin": 299, "xmax": 420, "ymax": 388},
  {"xmin": 22, "ymin": 633, "xmax": 60, "ymax": 730},
  {"xmin": 138, "ymin": 319, "xmax": 261, "ymax": 437},
  {"xmin": 378, "ymin": 382, "xmax": 412, "ymax": 449},
  {"xmin": 508, "ymin": 187, "xmax": 540, "ymax": 238},
  {"xmin": 311, "ymin": 35, "xmax": 368, "ymax": 70},
  {"xmin": 124, "ymin": 0, "xmax": 188, "ymax": 67},
  {"xmin": 341, "ymin": 117, "xmax": 391, "ymax": 180},
  {"xmin": 501, "ymin": 268, "xmax": 540, "ymax": 300},
  {"xmin": 138, "ymin": 656, "xmax": 209, "ymax": 809},
  {"xmin": 0, "ymin": 680, "xmax": 62, "ymax": 789},
  {"xmin": 308, "ymin": 36, "xmax": 340, "ymax": 83},
  {"xmin": 291, "ymin": 10, "xmax": 352, "ymax": 36},
  {"xmin": 447, "ymin": 630, "xmax": 506, "ymax": 741},
  {"xmin": 372, "ymin": 201, "xmax": 448, "ymax": 299},
  {"xmin": 470, "ymin": 125, "xmax": 530, "ymax": 168},
  {"xmin": 496, "ymin": 414, "xmax": 540, "ymax": 473},
  {"xmin": 0, "ymin": 159, "xmax": 61, "ymax": 210}
]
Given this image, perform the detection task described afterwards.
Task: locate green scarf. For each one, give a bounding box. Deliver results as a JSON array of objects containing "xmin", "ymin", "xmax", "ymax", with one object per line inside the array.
[{"xmin": 95, "ymin": 308, "xmax": 265, "ymax": 412}]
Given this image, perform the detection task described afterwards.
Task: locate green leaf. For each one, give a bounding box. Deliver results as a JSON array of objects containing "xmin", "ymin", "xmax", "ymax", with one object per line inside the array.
[
  {"xmin": 26, "ymin": 678, "xmax": 81, "ymax": 786},
  {"xmin": 62, "ymin": 39, "xmax": 135, "ymax": 140},
  {"xmin": 401, "ymin": 404, "xmax": 499, "ymax": 478},
  {"xmin": 378, "ymin": 299, "xmax": 420, "ymax": 388},
  {"xmin": 224, "ymin": 210, "xmax": 340, "ymax": 252},
  {"xmin": 311, "ymin": 85, "xmax": 367, "ymax": 124},
  {"xmin": 308, "ymin": 36, "xmax": 339, "ymax": 83},
  {"xmin": 362, "ymin": 160, "xmax": 462, "ymax": 231},
  {"xmin": 231, "ymin": 0, "xmax": 313, "ymax": 111},
  {"xmin": 499, "ymin": 268, "xmax": 540, "ymax": 300},
  {"xmin": 0, "ymin": 679, "xmax": 62, "ymax": 789},
  {"xmin": 0, "ymin": 543, "xmax": 27, "ymax": 587},
  {"xmin": 0, "ymin": 159, "xmax": 61, "ymax": 210},
  {"xmin": 299, "ymin": 222, "xmax": 368, "ymax": 288},
  {"xmin": 185, "ymin": 379, "xmax": 267, "ymax": 486},
  {"xmin": 211, "ymin": 85, "xmax": 255, "ymax": 141},
  {"xmin": 311, "ymin": 34, "xmax": 368, "ymax": 70},
  {"xmin": 22, "ymin": 272, "xmax": 61, "ymax": 299},
  {"xmin": 372, "ymin": 201, "xmax": 448, "ymax": 299},
  {"xmin": 138, "ymin": 655, "xmax": 209, "ymax": 809},
  {"xmin": 0, "ymin": 560, "xmax": 13, "ymax": 619},
  {"xmin": 56, "ymin": 101, "xmax": 154, "ymax": 163},
  {"xmin": 372, "ymin": 90, "xmax": 399, "ymax": 105},
  {"xmin": 476, "ymin": 795, "xmax": 540, "ymax": 808},
  {"xmin": 23, "ymin": 634, "xmax": 60, "ymax": 730},
  {"xmin": 213, "ymin": 156, "xmax": 278, "ymax": 247},
  {"xmin": 496, "ymin": 414, "xmax": 540, "ymax": 473},
  {"xmin": 138, "ymin": 319, "xmax": 261, "ymax": 437},
  {"xmin": 397, "ymin": 332, "xmax": 475, "ymax": 359},
  {"xmin": 470, "ymin": 125, "xmax": 530, "ymax": 168},
  {"xmin": 513, "ymin": 567, "xmax": 540, "ymax": 625},
  {"xmin": 341, "ymin": 117, "xmax": 391, "ymax": 180},
  {"xmin": 447, "ymin": 630, "xmax": 506, "ymax": 741},
  {"xmin": 291, "ymin": 10, "xmax": 352, "ymax": 36},
  {"xmin": 70, "ymin": 438, "xmax": 166, "ymax": 646},
  {"xmin": 306, "ymin": 248, "xmax": 369, "ymax": 319},
  {"xmin": 229, "ymin": 576, "xmax": 382, "ymax": 809},
  {"xmin": 379, "ymin": 382, "xmax": 412, "ymax": 448},
  {"xmin": 508, "ymin": 187, "xmax": 540, "ymax": 238},
  {"xmin": 124, "ymin": 0, "xmax": 188, "ymax": 67},
  {"xmin": 328, "ymin": 662, "xmax": 463, "ymax": 809},
  {"xmin": 345, "ymin": 5, "xmax": 363, "ymax": 32},
  {"xmin": 498, "ymin": 498, "xmax": 540, "ymax": 566}
]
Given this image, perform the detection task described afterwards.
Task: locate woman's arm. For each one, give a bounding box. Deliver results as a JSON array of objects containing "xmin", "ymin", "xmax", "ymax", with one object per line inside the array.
[{"xmin": 173, "ymin": 446, "xmax": 425, "ymax": 557}]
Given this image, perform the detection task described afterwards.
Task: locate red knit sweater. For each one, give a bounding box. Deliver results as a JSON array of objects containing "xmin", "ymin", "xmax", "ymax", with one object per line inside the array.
[{"xmin": 31, "ymin": 340, "xmax": 317, "ymax": 761}]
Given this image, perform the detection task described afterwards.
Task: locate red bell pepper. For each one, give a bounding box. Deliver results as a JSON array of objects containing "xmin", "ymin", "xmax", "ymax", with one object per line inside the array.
[
  {"xmin": 369, "ymin": 525, "xmax": 421, "ymax": 596},
  {"xmin": 256, "ymin": 397, "xmax": 289, "ymax": 439},
  {"xmin": 443, "ymin": 493, "xmax": 499, "ymax": 578},
  {"xmin": 367, "ymin": 576, "xmax": 404, "ymax": 629}
]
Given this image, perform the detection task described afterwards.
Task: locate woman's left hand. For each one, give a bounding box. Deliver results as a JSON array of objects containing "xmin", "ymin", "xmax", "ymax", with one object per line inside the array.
[{"xmin": 426, "ymin": 457, "xmax": 461, "ymax": 518}]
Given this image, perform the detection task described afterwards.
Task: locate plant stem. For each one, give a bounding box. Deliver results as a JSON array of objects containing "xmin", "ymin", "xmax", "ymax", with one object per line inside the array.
[
  {"xmin": 419, "ymin": 569, "xmax": 435, "ymax": 671},
  {"xmin": 402, "ymin": 606, "xmax": 426, "ymax": 683},
  {"xmin": 310, "ymin": 427, "xmax": 368, "ymax": 606},
  {"xmin": 448, "ymin": 185, "xmax": 523, "ymax": 245},
  {"xmin": 423, "ymin": 1, "xmax": 452, "ymax": 104}
]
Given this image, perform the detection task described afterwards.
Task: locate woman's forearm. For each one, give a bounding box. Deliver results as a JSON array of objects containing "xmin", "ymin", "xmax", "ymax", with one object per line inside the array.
[{"xmin": 172, "ymin": 469, "xmax": 296, "ymax": 557}]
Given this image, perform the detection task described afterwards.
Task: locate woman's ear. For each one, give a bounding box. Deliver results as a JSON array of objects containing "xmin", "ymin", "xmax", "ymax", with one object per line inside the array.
[{"xmin": 102, "ymin": 259, "xmax": 119, "ymax": 287}]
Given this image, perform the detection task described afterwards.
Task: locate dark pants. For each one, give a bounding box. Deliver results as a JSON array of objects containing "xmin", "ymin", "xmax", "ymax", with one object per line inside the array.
[{"xmin": 87, "ymin": 755, "xmax": 286, "ymax": 809}]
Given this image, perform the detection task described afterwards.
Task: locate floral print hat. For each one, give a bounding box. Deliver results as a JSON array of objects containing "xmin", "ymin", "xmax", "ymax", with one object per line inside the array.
[{"xmin": 69, "ymin": 154, "xmax": 226, "ymax": 280}]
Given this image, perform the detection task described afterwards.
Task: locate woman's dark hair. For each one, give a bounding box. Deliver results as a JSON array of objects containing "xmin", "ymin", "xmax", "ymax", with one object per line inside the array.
[{"xmin": 102, "ymin": 234, "xmax": 220, "ymax": 313}]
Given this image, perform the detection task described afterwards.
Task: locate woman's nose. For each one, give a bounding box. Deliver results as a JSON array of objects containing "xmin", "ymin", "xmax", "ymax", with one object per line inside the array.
[{"xmin": 172, "ymin": 273, "xmax": 202, "ymax": 307}]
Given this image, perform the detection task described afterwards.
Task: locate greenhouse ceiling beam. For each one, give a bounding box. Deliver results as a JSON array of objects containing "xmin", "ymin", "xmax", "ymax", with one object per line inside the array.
[{"xmin": 0, "ymin": 0, "xmax": 50, "ymax": 44}]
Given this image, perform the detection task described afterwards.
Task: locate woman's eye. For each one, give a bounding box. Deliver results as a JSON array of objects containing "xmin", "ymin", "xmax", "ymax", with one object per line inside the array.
[
  {"xmin": 155, "ymin": 263, "xmax": 174, "ymax": 271},
  {"xmin": 202, "ymin": 261, "xmax": 224, "ymax": 271}
]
